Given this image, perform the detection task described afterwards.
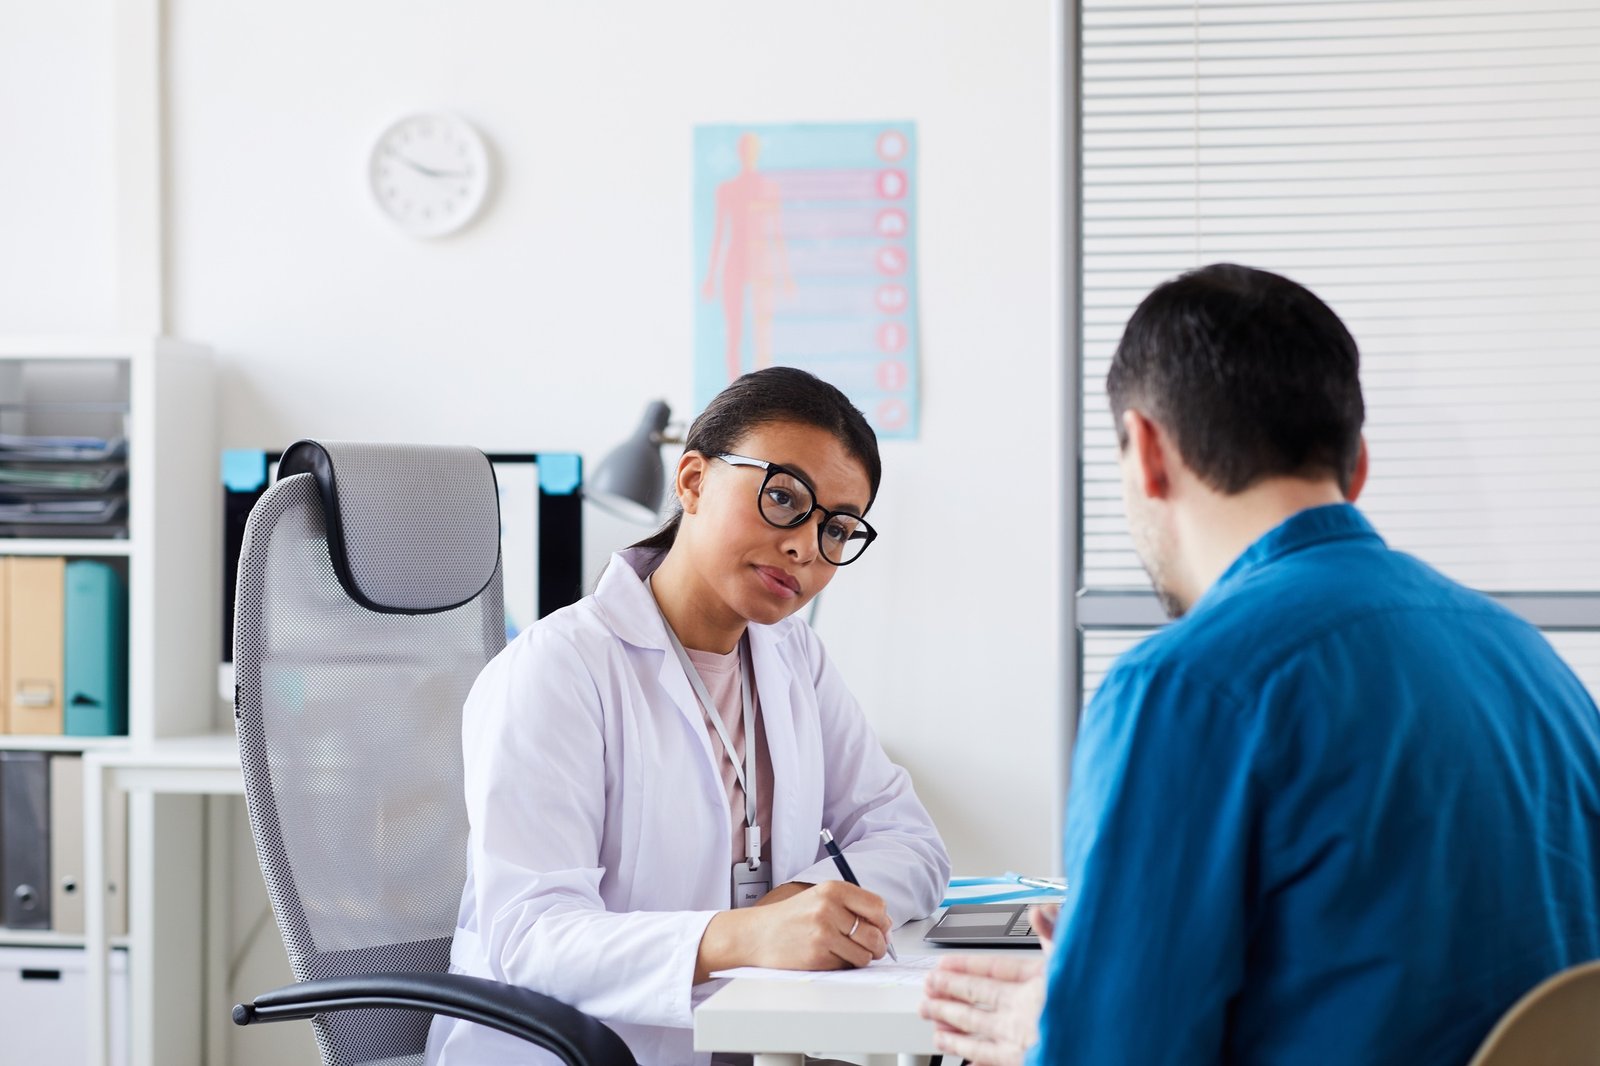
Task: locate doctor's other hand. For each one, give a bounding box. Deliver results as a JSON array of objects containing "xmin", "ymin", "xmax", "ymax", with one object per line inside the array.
[
  {"xmin": 921, "ymin": 953, "xmax": 1047, "ymax": 1066},
  {"xmin": 695, "ymin": 880, "xmax": 891, "ymax": 980}
]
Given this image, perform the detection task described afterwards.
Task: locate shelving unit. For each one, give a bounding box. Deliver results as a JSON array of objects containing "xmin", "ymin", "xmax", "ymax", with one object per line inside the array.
[
  {"xmin": 0, "ymin": 335, "xmax": 217, "ymax": 741},
  {"xmin": 0, "ymin": 735, "xmax": 130, "ymax": 753},
  {"xmin": 1, "ymin": 343, "xmax": 129, "ymax": 761},
  {"xmin": 0, "ymin": 928, "xmax": 129, "ymax": 950},
  {"xmin": 1, "ymin": 928, "xmax": 87, "ymax": 949},
  {"xmin": 1, "ymin": 336, "xmax": 216, "ymax": 1066},
  {"xmin": 0, "ymin": 539, "xmax": 132, "ymax": 557}
]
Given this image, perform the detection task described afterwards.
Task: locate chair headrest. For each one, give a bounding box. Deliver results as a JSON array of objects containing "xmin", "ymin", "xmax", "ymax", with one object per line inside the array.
[{"xmin": 278, "ymin": 440, "xmax": 500, "ymax": 614}]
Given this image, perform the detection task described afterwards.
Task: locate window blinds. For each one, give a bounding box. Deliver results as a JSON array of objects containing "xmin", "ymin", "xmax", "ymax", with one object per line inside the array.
[
  {"xmin": 1081, "ymin": 0, "xmax": 1600, "ymax": 593},
  {"xmin": 1082, "ymin": 629, "xmax": 1157, "ymax": 706},
  {"xmin": 1545, "ymin": 630, "xmax": 1600, "ymax": 701}
]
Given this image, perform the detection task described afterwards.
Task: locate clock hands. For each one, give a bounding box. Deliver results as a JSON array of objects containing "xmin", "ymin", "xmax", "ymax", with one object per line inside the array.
[
  {"xmin": 370, "ymin": 113, "xmax": 490, "ymax": 235},
  {"xmin": 385, "ymin": 146, "xmax": 470, "ymax": 180}
]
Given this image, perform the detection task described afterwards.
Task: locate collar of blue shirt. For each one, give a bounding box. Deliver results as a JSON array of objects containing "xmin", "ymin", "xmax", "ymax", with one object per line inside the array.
[{"xmin": 1197, "ymin": 502, "xmax": 1383, "ymax": 612}]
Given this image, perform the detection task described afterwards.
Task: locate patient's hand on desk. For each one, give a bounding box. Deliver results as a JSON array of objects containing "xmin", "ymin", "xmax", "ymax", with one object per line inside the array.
[{"xmin": 920, "ymin": 904, "xmax": 1058, "ymax": 1066}]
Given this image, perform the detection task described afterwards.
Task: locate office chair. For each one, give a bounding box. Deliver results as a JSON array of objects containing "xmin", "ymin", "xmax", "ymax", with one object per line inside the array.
[
  {"xmin": 231, "ymin": 439, "xmax": 636, "ymax": 1066},
  {"xmin": 1466, "ymin": 959, "xmax": 1600, "ymax": 1066}
]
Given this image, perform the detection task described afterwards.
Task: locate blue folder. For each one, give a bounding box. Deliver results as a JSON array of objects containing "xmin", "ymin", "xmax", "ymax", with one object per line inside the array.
[{"xmin": 64, "ymin": 560, "xmax": 128, "ymax": 736}]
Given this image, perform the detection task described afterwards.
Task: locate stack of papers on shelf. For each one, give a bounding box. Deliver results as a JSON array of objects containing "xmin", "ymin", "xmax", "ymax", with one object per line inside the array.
[
  {"xmin": 0, "ymin": 434, "xmax": 127, "ymax": 462},
  {"xmin": 0, "ymin": 436, "xmax": 130, "ymax": 538},
  {"xmin": 0, "ymin": 465, "xmax": 126, "ymax": 492},
  {"xmin": 0, "ymin": 498, "xmax": 127, "ymax": 525}
]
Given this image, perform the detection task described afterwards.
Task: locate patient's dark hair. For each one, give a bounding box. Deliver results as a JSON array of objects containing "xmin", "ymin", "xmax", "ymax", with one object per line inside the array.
[
  {"xmin": 1106, "ymin": 263, "xmax": 1365, "ymax": 495},
  {"xmin": 633, "ymin": 367, "xmax": 882, "ymax": 553}
]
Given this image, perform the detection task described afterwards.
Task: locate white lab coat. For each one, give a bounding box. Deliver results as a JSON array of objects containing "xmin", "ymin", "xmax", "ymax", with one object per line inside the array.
[{"xmin": 426, "ymin": 547, "xmax": 950, "ymax": 1066}]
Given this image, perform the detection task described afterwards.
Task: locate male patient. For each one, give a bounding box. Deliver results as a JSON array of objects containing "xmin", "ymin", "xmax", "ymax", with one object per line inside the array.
[{"xmin": 922, "ymin": 264, "xmax": 1600, "ymax": 1065}]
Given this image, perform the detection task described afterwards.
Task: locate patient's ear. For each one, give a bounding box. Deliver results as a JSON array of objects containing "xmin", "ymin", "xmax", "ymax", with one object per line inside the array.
[
  {"xmin": 1122, "ymin": 409, "xmax": 1172, "ymax": 501},
  {"xmin": 1346, "ymin": 436, "xmax": 1370, "ymax": 502}
]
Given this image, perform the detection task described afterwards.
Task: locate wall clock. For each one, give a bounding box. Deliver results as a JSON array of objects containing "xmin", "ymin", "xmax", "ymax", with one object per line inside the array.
[{"xmin": 368, "ymin": 112, "xmax": 491, "ymax": 237}]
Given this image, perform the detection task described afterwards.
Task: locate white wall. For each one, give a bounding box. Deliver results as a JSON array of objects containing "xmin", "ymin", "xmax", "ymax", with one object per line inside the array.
[
  {"xmin": 9, "ymin": 3, "xmax": 1066, "ymax": 1063},
  {"xmin": 0, "ymin": 0, "xmax": 119, "ymax": 333},
  {"xmin": 166, "ymin": 0, "xmax": 1065, "ymax": 868}
]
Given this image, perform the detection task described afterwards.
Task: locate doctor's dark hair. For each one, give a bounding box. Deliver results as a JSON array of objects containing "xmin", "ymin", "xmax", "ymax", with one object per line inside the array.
[
  {"xmin": 633, "ymin": 367, "xmax": 882, "ymax": 553},
  {"xmin": 1106, "ymin": 263, "xmax": 1366, "ymax": 495}
]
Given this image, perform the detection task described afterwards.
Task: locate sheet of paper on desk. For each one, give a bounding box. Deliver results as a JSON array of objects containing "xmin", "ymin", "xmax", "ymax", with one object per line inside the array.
[{"xmin": 711, "ymin": 955, "xmax": 939, "ymax": 988}]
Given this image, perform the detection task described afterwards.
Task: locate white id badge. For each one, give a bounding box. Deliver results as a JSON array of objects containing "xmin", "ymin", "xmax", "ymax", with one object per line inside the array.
[{"xmin": 731, "ymin": 860, "xmax": 771, "ymax": 909}]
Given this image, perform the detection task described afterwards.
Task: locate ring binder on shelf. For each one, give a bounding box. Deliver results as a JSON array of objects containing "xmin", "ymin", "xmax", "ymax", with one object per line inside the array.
[{"xmin": 0, "ymin": 751, "xmax": 51, "ymax": 929}]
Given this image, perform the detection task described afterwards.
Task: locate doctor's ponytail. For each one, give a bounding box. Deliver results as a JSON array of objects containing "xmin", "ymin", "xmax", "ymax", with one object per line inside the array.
[{"xmin": 632, "ymin": 367, "xmax": 881, "ymax": 554}]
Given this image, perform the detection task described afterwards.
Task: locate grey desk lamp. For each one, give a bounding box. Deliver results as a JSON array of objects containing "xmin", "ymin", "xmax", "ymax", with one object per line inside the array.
[{"xmin": 585, "ymin": 400, "xmax": 679, "ymax": 524}]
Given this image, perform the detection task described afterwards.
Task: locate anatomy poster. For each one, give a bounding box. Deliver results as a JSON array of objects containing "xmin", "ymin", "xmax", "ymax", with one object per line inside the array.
[{"xmin": 694, "ymin": 122, "xmax": 920, "ymax": 439}]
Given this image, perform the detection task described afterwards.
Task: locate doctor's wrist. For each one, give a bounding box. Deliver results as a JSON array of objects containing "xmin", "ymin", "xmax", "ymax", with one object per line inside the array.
[
  {"xmin": 752, "ymin": 881, "xmax": 812, "ymax": 907},
  {"xmin": 694, "ymin": 908, "xmax": 757, "ymax": 983}
]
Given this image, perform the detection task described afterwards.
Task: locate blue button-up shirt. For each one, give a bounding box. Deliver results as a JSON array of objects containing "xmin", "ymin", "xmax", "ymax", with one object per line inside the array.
[{"xmin": 1033, "ymin": 504, "xmax": 1600, "ymax": 1065}]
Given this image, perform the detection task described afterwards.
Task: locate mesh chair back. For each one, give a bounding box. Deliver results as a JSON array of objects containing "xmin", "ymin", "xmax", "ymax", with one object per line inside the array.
[{"xmin": 234, "ymin": 443, "xmax": 505, "ymax": 1066}]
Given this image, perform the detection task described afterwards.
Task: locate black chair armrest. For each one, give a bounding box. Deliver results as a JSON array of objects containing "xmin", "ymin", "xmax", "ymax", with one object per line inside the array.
[{"xmin": 233, "ymin": 971, "xmax": 636, "ymax": 1066}]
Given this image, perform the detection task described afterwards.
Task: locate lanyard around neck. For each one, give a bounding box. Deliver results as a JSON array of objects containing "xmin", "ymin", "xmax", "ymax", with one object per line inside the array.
[{"xmin": 648, "ymin": 578, "xmax": 760, "ymax": 867}]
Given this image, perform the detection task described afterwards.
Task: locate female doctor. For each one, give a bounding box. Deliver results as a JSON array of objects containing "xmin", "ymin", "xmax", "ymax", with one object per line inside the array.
[{"xmin": 427, "ymin": 368, "xmax": 950, "ymax": 1066}]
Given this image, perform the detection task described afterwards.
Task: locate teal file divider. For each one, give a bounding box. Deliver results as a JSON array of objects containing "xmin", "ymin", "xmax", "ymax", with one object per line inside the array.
[{"xmin": 64, "ymin": 560, "xmax": 128, "ymax": 736}]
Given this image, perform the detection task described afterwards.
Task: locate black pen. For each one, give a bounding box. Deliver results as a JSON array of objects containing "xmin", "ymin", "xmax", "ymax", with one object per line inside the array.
[{"xmin": 819, "ymin": 828, "xmax": 899, "ymax": 961}]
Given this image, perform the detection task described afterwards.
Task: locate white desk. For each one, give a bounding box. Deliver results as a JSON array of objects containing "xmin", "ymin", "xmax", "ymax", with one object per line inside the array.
[
  {"xmin": 694, "ymin": 907, "xmax": 1043, "ymax": 1066},
  {"xmin": 79, "ymin": 744, "xmax": 1042, "ymax": 1066},
  {"xmin": 84, "ymin": 734, "xmax": 244, "ymax": 1066}
]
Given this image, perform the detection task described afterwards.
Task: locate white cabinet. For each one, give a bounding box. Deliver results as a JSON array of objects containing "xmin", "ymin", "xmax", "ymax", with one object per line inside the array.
[{"xmin": 0, "ymin": 946, "xmax": 128, "ymax": 1066}]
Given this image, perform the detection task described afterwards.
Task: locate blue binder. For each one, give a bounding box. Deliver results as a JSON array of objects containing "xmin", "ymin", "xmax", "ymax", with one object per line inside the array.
[{"xmin": 64, "ymin": 560, "xmax": 128, "ymax": 736}]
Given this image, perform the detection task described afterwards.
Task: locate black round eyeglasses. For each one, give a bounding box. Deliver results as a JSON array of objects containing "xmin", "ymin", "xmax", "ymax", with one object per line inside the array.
[{"xmin": 715, "ymin": 454, "xmax": 878, "ymax": 566}]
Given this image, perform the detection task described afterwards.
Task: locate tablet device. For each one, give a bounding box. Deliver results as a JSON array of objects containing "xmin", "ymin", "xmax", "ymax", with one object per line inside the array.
[{"xmin": 922, "ymin": 903, "xmax": 1040, "ymax": 947}]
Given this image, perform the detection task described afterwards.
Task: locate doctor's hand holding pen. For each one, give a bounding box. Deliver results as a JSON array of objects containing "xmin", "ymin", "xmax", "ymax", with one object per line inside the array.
[{"xmin": 693, "ymin": 880, "xmax": 893, "ymax": 982}]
